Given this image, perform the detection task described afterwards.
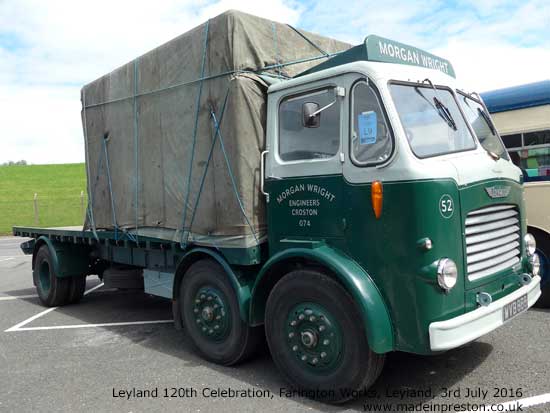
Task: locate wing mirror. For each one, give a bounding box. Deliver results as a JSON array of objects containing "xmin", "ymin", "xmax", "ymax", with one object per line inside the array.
[
  {"xmin": 302, "ymin": 102, "xmax": 321, "ymax": 128},
  {"xmin": 302, "ymin": 87, "xmax": 344, "ymax": 128}
]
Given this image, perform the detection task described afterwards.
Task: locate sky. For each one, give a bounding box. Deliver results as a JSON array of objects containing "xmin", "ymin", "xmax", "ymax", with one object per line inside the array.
[{"xmin": 0, "ymin": 0, "xmax": 549, "ymax": 164}]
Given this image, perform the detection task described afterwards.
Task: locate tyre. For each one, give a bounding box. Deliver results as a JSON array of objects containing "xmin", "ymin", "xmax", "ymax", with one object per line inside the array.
[
  {"xmin": 265, "ymin": 269, "xmax": 385, "ymax": 404},
  {"xmin": 180, "ymin": 259, "xmax": 262, "ymax": 366},
  {"xmin": 534, "ymin": 235, "xmax": 550, "ymax": 308},
  {"xmin": 33, "ymin": 245, "xmax": 71, "ymax": 307},
  {"xmin": 67, "ymin": 275, "xmax": 87, "ymax": 304}
]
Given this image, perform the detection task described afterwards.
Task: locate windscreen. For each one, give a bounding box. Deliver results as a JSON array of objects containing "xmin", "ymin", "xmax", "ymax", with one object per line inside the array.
[
  {"xmin": 457, "ymin": 92, "xmax": 508, "ymax": 159},
  {"xmin": 390, "ymin": 84, "xmax": 476, "ymax": 158}
]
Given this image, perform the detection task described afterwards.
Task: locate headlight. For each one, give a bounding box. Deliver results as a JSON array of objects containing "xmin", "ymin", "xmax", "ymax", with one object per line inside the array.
[
  {"xmin": 437, "ymin": 258, "xmax": 458, "ymax": 291},
  {"xmin": 530, "ymin": 253, "xmax": 541, "ymax": 276},
  {"xmin": 524, "ymin": 233, "xmax": 536, "ymax": 256}
]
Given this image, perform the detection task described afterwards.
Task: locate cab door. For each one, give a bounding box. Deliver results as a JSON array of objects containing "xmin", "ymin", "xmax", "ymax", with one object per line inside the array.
[{"xmin": 265, "ymin": 78, "xmax": 347, "ymax": 253}]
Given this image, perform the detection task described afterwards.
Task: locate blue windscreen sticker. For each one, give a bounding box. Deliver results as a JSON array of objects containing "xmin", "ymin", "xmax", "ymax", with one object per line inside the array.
[{"xmin": 358, "ymin": 111, "xmax": 377, "ymax": 145}]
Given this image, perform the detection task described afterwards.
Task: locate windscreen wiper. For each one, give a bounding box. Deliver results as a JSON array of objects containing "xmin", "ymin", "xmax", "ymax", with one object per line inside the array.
[
  {"xmin": 422, "ymin": 79, "xmax": 457, "ymax": 131},
  {"xmin": 477, "ymin": 107, "xmax": 497, "ymax": 136},
  {"xmin": 434, "ymin": 97, "xmax": 457, "ymax": 131},
  {"xmin": 414, "ymin": 87, "xmax": 457, "ymax": 131}
]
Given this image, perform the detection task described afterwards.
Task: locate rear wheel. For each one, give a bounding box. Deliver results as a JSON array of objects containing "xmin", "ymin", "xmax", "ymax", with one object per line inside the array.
[
  {"xmin": 34, "ymin": 245, "xmax": 71, "ymax": 307},
  {"xmin": 180, "ymin": 259, "xmax": 262, "ymax": 366},
  {"xmin": 67, "ymin": 275, "xmax": 87, "ymax": 304},
  {"xmin": 265, "ymin": 269, "xmax": 385, "ymax": 404}
]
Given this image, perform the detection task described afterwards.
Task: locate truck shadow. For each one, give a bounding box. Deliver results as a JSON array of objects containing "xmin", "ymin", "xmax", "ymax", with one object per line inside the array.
[{"xmin": 15, "ymin": 280, "xmax": 494, "ymax": 412}]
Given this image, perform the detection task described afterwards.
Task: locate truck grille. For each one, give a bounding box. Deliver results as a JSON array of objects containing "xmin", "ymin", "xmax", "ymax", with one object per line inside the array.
[{"xmin": 465, "ymin": 204, "xmax": 520, "ymax": 281}]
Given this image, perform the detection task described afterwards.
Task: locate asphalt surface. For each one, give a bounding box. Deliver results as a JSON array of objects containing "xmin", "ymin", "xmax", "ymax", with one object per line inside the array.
[{"xmin": 0, "ymin": 236, "xmax": 549, "ymax": 412}]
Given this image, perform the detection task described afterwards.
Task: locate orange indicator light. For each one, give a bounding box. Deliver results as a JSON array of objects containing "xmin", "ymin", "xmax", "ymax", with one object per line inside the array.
[{"xmin": 371, "ymin": 180, "xmax": 383, "ymax": 219}]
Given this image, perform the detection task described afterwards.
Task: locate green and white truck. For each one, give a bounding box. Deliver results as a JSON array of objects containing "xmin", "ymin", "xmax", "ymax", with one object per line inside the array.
[{"xmin": 13, "ymin": 11, "xmax": 541, "ymax": 403}]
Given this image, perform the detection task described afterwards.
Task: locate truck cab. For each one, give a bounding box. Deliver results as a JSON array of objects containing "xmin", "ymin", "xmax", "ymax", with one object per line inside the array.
[{"xmin": 261, "ymin": 35, "xmax": 541, "ymax": 359}]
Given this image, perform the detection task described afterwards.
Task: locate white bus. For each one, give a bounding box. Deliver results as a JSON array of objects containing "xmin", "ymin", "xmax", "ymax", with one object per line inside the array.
[{"xmin": 482, "ymin": 80, "xmax": 550, "ymax": 307}]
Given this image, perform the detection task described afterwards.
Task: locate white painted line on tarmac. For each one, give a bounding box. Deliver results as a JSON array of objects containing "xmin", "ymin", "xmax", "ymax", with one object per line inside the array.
[
  {"xmin": 465, "ymin": 392, "xmax": 550, "ymax": 412},
  {"xmin": 0, "ymin": 256, "xmax": 31, "ymax": 260},
  {"xmin": 4, "ymin": 282, "xmax": 104, "ymax": 332},
  {"xmin": 0, "ymin": 283, "xmax": 110, "ymax": 304},
  {"xmin": 13, "ymin": 319, "xmax": 174, "ymax": 331},
  {"xmin": 5, "ymin": 306, "xmax": 58, "ymax": 332},
  {"xmin": 83, "ymin": 282, "xmax": 105, "ymax": 296},
  {"xmin": 0, "ymin": 294, "xmax": 37, "ymax": 301}
]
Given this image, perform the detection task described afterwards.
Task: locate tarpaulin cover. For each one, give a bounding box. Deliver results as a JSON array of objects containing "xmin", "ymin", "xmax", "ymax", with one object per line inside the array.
[{"xmin": 81, "ymin": 10, "xmax": 350, "ymax": 248}]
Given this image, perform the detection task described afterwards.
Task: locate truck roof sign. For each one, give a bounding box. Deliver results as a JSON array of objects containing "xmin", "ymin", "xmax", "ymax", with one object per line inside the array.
[
  {"xmin": 296, "ymin": 35, "xmax": 456, "ymax": 79},
  {"xmin": 364, "ymin": 35, "xmax": 455, "ymax": 78}
]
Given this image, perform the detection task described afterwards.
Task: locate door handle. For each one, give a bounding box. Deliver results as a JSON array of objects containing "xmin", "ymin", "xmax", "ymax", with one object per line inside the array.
[{"xmin": 261, "ymin": 150, "xmax": 269, "ymax": 202}]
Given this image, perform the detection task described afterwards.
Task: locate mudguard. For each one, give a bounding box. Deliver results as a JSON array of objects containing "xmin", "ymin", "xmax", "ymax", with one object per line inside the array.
[
  {"xmin": 33, "ymin": 236, "xmax": 91, "ymax": 278},
  {"xmin": 250, "ymin": 244, "xmax": 394, "ymax": 354}
]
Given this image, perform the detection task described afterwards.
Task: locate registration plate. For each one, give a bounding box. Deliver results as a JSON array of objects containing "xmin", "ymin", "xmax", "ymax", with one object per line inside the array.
[{"xmin": 502, "ymin": 294, "xmax": 528, "ymax": 322}]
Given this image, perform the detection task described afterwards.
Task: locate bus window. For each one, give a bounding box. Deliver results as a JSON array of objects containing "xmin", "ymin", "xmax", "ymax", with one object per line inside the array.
[
  {"xmin": 502, "ymin": 133, "xmax": 522, "ymax": 149},
  {"xmin": 510, "ymin": 144, "xmax": 550, "ymax": 181},
  {"xmin": 524, "ymin": 130, "xmax": 550, "ymax": 147}
]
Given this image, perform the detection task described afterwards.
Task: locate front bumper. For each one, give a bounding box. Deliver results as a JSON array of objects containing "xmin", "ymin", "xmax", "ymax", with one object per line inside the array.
[{"xmin": 429, "ymin": 275, "xmax": 541, "ymax": 351}]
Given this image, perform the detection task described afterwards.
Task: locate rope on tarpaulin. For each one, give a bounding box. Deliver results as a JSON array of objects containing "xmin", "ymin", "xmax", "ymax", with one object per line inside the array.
[
  {"xmin": 81, "ymin": 22, "xmax": 343, "ymax": 246},
  {"xmin": 271, "ymin": 22, "xmax": 282, "ymax": 79},
  {"xmin": 102, "ymin": 135, "xmax": 119, "ymax": 241},
  {"xmin": 184, "ymin": 86, "xmax": 231, "ymax": 246},
  {"xmin": 286, "ymin": 25, "xmax": 330, "ymax": 57},
  {"xmin": 81, "ymin": 88, "xmax": 99, "ymax": 241},
  {"xmin": 179, "ymin": 20, "xmax": 210, "ymax": 249},
  {"xmin": 182, "ymin": 80, "xmax": 261, "ymax": 248},
  {"xmin": 210, "ymin": 108, "xmax": 259, "ymax": 245},
  {"xmin": 87, "ymin": 133, "xmax": 137, "ymax": 244},
  {"xmin": 133, "ymin": 57, "xmax": 140, "ymax": 243},
  {"xmin": 82, "ymin": 51, "xmax": 344, "ymax": 109}
]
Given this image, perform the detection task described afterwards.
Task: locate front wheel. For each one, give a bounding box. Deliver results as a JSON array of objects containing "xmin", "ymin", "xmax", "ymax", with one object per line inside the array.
[
  {"xmin": 180, "ymin": 259, "xmax": 262, "ymax": 366},
  {"xmin": 265, "ymin": 269, "xmax": 385, "ymax": 404}
]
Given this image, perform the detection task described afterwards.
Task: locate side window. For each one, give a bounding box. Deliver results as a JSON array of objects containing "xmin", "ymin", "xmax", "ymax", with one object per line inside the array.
[
  {"xmin": 351, "ymin": 81, "xmax": 393, "ymax": 165},
  {"xmin": 502, "ymin": 133, "xmax": 522, "ymax": 149},
  {"xmin": 279, "ymin": 88, "xmax": 340, "ymax": 162},
  {"xmin": 512, "ymin": 130, "xmax": 550, "ymax": 180}
]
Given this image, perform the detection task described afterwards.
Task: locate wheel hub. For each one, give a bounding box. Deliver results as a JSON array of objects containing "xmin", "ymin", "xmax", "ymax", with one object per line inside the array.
[
  {"xmin": 301, "ymin": 330, "xmax": 318, "ymax": 348},
  {"xmin": 285, "ymin": 303, "xmax": 343, "ymax": 371},
  {"xmin": 192, "ymin": 286, "xmax": 230, "ymax": 341},
  {"xmin": 201, "ymin": 306, "xmax": 214, "ymax": 322}
]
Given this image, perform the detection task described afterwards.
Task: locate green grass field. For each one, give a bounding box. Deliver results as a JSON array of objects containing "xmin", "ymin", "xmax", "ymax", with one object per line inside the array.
[{"xmin": 0, "ymin": 163, "xmax": 87, "ymax": 235}]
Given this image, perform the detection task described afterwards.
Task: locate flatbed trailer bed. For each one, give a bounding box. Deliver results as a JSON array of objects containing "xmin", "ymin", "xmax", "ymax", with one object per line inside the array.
[
  {"xmin": 12, "ymin": 224, "xmax": 267, "ymax": 338},
  {"xmin": 13, "ymin": 226, "xmax": 264, "ymax": 269}
]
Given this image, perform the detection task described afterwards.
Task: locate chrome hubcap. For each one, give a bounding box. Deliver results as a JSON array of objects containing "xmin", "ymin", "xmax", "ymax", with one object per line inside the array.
[
  {"xmin": 285, "ymin": 303, "xmax": 343, "ymax": 372},
  {"xmin": 192, "ymin": 286, "xmax": 230, "ymax": 341},
  {"xmin": 301, "ymin": 330, "xmax": 318, "ymax": 348},
  {"xmin": 201, "ymin": 306, "xmax": 214, "ymax": 322}
]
